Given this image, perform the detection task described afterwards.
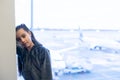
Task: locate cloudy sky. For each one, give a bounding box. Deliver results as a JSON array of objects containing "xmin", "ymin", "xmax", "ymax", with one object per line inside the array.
[{"xmin": 15, "ymin": 0, "xmax": 120, "ymax": 29}]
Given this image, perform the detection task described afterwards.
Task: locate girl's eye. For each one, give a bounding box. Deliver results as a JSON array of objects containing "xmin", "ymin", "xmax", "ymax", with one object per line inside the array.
[
  {"xmin": 16, "ymin": 34, "xmax": 26, "ymax": 42},
  {"xmin": 22, "ymin": 34, "xmax": 26, "ymax": 38}
]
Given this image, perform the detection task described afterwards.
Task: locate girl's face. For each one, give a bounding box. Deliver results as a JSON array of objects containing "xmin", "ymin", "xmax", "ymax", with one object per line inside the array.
[{"xmin": 16, "ymin": 28, "xmax": 34, "ymax": 50}]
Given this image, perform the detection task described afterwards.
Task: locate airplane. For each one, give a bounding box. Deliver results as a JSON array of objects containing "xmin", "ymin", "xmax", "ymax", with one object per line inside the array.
[{"xmin": 82, "ymin": 37, "xmax": 120, "ymax": 53}]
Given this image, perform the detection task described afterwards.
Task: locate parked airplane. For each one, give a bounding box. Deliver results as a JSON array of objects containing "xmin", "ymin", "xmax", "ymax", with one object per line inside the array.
[{"xmin": 82, "ymin": 37, "xmax": 120, "ymax": 53}]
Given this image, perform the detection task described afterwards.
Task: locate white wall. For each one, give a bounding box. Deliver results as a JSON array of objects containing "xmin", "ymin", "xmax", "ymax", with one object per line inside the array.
[{"xmin": 0, "ymin": 0, "xmax": 17, "ymax": 80}]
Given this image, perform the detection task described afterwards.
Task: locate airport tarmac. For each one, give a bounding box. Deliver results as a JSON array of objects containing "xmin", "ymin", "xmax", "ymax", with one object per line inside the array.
[{"xmin": 58, "ymin": 47, "xmax": 120, "ymax": 80}]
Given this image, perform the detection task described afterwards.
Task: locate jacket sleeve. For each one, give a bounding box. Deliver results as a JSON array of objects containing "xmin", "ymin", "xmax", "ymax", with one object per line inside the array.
[{"xmin": 38, "ymin": 47, "xmax": 53, "ymax": 80}]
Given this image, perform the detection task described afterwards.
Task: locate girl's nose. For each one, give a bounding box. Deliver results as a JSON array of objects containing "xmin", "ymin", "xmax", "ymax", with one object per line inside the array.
[{"xmin": 21, "ymin": 38, "xmax": 25, "ymax": 43}]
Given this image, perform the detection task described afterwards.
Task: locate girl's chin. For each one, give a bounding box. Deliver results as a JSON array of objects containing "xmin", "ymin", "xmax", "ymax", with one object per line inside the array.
[{"xmin": 25, "ymin": 45, "xmax": 30, "ymax": 48}]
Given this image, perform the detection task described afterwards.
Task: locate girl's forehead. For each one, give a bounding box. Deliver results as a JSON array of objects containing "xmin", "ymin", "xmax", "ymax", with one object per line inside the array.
[
  {"xmin": 17, "ymin": 28, "xmax": 28, "ymax": 33},
  {"xmin": 16, "ymin": 29, "xmax": 27, "ymax": 36}
]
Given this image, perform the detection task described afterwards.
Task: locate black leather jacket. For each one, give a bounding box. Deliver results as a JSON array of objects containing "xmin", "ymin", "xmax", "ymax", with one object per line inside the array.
[{"xmin": 17, "ymin": 41, "xmax": 53, "ymax": 80}]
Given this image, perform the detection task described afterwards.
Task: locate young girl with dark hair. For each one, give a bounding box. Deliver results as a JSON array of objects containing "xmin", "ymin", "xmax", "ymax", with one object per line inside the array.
[{"xmin": 16, "ymin": 24, "xmax": 53, "ymax": 80}]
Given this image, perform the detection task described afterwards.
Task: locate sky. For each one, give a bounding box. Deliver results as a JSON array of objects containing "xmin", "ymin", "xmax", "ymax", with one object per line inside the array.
[{"xmin": 15, "ymin": 0, "xmax": 120, "ymax": 30}]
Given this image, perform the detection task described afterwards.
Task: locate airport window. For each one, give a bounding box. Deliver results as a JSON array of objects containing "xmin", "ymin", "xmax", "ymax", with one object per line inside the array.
[{"xmin": 15, "ymin": 0, "xmax": 120, "ymax": 80}]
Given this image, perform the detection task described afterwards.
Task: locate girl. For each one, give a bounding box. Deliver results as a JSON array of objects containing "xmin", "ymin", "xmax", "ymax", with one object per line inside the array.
[{"xmin": 16, "ymin": 24, "xmax": 53, "ymax": 80}]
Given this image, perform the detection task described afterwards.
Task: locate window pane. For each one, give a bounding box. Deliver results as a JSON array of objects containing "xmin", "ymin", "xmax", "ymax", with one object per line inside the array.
[{"xmin": 15, "ymin": 0, "xmax": 31, "ymax": 28}]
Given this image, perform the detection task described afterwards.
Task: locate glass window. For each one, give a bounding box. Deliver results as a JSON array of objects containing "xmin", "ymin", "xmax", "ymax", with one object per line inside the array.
[{"xmin": 15, "ymin": 0, "xmax": 120, "ymax": 80}]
